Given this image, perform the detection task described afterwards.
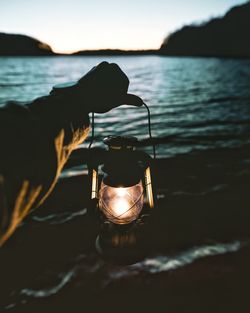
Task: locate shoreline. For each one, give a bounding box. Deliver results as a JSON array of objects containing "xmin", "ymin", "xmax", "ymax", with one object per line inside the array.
[
  {"xmin": 0, "ymin": 54, "xmax": 249, "ymax": 311},
  {"xmin": 1, "ymin": 53, "xmax": 250, "ymax": 60},
  {"xmin": 0, "ymin": 145, "xmax": 250, "ymax": 311}
]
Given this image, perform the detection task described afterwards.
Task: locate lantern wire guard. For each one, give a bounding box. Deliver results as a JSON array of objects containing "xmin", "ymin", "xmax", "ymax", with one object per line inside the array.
[{"xmin": 99, "ymin": 181, "xmax": 144, "ymax": 224}]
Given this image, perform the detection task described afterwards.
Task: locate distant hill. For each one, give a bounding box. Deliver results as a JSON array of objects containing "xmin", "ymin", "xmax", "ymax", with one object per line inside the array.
[
  {"xmin": 0, "ymin": 33, "xmax": 55, "ymax": 56},
  {"xmin": 2, "ymin": 1, "xmax": 250, "ymax": 58},
  {"xmin": 160, "ymin": 2, "xmax": 250, "ymax": 58}
]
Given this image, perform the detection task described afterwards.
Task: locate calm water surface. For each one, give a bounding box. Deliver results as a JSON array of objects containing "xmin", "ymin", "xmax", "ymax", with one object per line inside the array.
[{"xmin": 1, "ymin": 56, "xmax": 250, "ymax": 157}]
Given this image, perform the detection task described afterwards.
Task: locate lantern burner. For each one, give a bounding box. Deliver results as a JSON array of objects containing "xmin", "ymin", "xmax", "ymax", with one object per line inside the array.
[{"xmin": 103, "ymin": 135, "xmax": 138, "ymax": 150}]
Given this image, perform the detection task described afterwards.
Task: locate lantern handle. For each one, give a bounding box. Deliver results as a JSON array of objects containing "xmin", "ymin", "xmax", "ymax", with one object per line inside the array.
[
  {"xmin": 88, "ymin": 112, "xmax": 95, "ymax": 150},
  {"xmin": 142, "ymin": 102, "xmax": 156, "ymax": 159},
  {"xmin": 88, "ymin": 103, "xmax": 156, "ymax": 159}
]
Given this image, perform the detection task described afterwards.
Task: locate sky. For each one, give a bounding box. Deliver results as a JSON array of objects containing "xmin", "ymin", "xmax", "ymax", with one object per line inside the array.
[{"xmin": 0, "ymin": 0, "xmax": 248, "ymax": 53}]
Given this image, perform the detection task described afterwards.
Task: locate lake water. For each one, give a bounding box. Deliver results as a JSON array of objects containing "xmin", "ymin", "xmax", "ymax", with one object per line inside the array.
[
  {"xmin": 0, "ymin": 56, "xmax": 250, "ymax": 311},
  {"xmin": 1, "ymin": 56, "xmax": 250, "ymax": 157}
]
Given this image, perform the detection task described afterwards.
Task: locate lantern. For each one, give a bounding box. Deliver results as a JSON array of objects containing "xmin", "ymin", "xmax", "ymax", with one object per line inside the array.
[
  {"xmin": 90, "ymin": 136, "xmax": 155, "ymax": 226},
  {"xmin": 88, "ymin": 104, "xmax": 155, "ymax": 260}
]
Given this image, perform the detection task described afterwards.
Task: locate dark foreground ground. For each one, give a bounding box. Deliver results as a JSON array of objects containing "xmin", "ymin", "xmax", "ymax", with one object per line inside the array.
[{"xmin": 0, "ymin": 145, "xmax": 249, "ymax": 312}]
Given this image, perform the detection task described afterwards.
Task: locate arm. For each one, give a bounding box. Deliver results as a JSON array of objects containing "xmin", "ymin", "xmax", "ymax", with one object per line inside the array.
[
  {"xmin": 0, "ymin": 61, "xmax": 142, "ymax": 246},
  {"xmin": 0, "ymin": 96, "xmax": 90, "ymax": 246}
]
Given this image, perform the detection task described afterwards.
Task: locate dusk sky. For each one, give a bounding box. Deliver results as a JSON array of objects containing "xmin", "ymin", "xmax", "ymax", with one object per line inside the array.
[{"xmin": 0, "ymin": 0, "xmax": 248, "ymax": 53}]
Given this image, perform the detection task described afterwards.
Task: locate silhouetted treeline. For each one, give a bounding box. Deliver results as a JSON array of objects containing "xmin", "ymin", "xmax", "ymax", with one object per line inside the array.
[
  {"xmin": 0, "ymin": 33, "xmax": 54, "ymax": 56},
  {"xmin": 160, "ymin": 2, "xmax": 250, "ymax": 58}
]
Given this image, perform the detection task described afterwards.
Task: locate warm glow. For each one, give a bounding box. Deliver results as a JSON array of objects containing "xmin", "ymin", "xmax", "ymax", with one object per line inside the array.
[
  {"xmin": 91, "ymin": 169, "xmax": 98, "ymax": 199},
  {"xmin": 116, "ymin": 187, "xmax": 127, "ymax": 197},
  {"xmin": 145, "ymin": 167, "xmax": 154, "ymax": 209},
  {"xmin": 46, "ymin": 29, "xmax": 162, "ymax": 54},
  {"xmin": 110, "ymin": 198, "xmax": 131, "ymax": 217},
  {"xmin": 99, "ymin": 181, "xmax": 144, "ymax": 224}
]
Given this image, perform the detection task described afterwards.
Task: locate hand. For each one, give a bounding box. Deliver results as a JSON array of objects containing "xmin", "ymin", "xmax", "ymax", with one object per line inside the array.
[
  {"xmin": 52, "ymin": 62, "xmax": 143, "ymax": 114},
  {"xmin": 78, "ymin": 61, "xmax": 143, "ymax": 113}
]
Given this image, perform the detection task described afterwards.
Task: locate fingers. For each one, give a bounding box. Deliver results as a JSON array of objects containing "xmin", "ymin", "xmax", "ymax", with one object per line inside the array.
[
  {"xmin": 108, "ymin": 63, "xmax": 129, "ymax": 93},
  {"xmin": 78, "ymin": 61, "xmax": 109, "ymax": 83},
  {"xmin": 77, "ymin": 61, "xmax": 143, "ymax": 113},
  {"xmin": 124, "ymin": 93, "xmax": 143, "ymax": 106}
]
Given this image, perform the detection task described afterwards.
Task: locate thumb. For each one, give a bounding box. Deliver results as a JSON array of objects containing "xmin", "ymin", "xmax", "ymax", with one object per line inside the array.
[{"xmin": 123, "ymin": 93, "xmax": 143, "ymax": 107}]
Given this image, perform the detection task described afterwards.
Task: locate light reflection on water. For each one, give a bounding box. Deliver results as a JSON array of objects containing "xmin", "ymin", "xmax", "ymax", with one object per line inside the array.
[
  {"xmin": 17, "ymin": 240, "xmax": 244, "ymax": 302},
  {"xmin": 129, "ymin": 241, "xmax": 242, "ymax": 274},
  {"xmin": 0, "ymin": 56, "xmax": 250, "ymax": 157}
]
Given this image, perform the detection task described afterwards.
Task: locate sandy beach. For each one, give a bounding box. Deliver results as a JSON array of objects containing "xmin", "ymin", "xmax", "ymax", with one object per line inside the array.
[{"xmin": 0, "ymin": 143, "xmax": 249, "ymax": 312}]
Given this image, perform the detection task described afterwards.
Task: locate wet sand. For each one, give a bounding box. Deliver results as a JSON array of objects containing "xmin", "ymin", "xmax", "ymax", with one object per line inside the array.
[{"xmin": 0, "ymin": 145, "xmax": 249, "ymax": 312}]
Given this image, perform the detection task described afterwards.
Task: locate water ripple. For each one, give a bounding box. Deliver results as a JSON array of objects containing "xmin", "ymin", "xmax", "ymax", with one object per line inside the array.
[
  {"xmin": 32, "ymin": 208, "xmax": 87, "ymax": 224},
  {"xmin": 20, "ymin": 269, "xmax": 75, "ymax": 298},
  {"xmin": 1, "ymin": 56, "xmax": 250, "ymax": 158},
  {"xmin": 109, "ymin": 241, "xmax": 244, "ymax": 280},
  {"xmin": 132, "ymin": 241, "xmax": 242, "ymax": 274}
]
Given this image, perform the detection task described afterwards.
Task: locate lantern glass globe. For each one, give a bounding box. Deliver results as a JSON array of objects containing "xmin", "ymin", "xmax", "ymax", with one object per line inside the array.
[{"xmin": 99, "ymin": 181, "xmax": 144, "ymax": 225}]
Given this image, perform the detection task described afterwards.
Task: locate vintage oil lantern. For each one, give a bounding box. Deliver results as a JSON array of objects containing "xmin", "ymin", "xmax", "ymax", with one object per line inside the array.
[
  {"xmin": 88, "ymin": 105, "xmax": 156, "ymax": 260},
  {"xmin": 91, "ymin": 135, "xmax": 154, "ymax": 222}
]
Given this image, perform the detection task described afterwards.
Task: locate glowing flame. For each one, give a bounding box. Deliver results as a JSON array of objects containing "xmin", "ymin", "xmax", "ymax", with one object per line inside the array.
[
  {"xmin": 99, "ymin": 181, "xmax": 144, "ymax": 224},
  {"xmin": 111, "ymin": 198, "xmax": 131, "ymax": 217}
]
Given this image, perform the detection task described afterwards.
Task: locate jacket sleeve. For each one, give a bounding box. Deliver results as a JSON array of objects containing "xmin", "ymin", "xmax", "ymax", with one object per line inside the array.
[{"xmin": 0, "ymin": 95, "xmax": 90, "ymax": 246}]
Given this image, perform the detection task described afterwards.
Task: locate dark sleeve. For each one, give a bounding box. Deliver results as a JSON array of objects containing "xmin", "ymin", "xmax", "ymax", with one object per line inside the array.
[{"xmin": 0, "ymin": 95, "xmax": 90, "ymax": 246}]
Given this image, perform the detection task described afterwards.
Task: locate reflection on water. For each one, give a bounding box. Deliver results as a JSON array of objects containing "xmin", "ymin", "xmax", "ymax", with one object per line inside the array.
[
  {"xmin": 10, "ymin": 240, "xmax": 243, "ymax": 307},
  {"xmin": 129, "ymin": 241, "xmax": 243, "ymax": 274},
  {"xmin": 0, "ymin": 56, "xmax": 250, "ymax": 158},
  {"xmin": 21, "ymin": 270, "xmax": 75, "ymax": 298},
  {"xmin": 32, "ymin": 208, "xmax": 87, "ymax": 224}
]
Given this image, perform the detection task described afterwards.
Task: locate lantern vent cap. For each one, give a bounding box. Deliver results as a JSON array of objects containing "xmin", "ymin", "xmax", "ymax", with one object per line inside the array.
[{"xmin": 103, "ymin": 136, "xmax": 138, "ymax": 149}]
